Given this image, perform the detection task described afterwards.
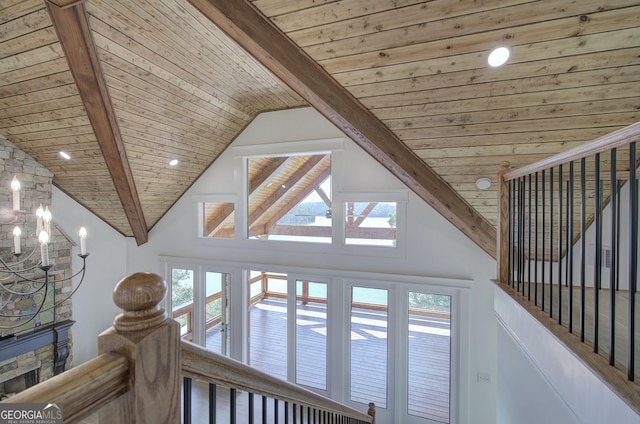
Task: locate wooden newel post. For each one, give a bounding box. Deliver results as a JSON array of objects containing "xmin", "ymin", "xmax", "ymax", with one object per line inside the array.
[
  {"xmin": 367, "ymin": 402, "xmax": 375, "ymax": 423},
  {"xmin": 497, "ymin": 161, "xmax": 511, "ymax": 284},
  {"xmin": 98, "ymin": 272, "xmax": 181, "ymax": 423}
]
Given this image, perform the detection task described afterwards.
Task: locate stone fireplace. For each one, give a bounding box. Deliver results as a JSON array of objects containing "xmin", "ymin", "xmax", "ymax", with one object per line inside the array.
[{"xmin": 0, "ymin": 136, "xmax": 75, "ymax": 394}]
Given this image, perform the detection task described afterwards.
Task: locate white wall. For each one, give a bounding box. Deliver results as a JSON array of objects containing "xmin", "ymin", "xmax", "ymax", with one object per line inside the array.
[
  {"xmin": 52, "ymin": 188, "xmax": 127, "ymax": 365},
  {"xmin": 494, "ymin": 285, "xmax": 639, "ymax": 423},
  {"xmin": 127, "ymin": 108, "xmax": 498, "ymax": 423}
]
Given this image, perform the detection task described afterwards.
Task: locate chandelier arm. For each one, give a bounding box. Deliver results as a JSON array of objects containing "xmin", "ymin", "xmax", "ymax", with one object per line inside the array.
[
  {"xmin": 35, "ymin": 258, "xmax": 88, "ymax": 314},
  {"xmin": 0, "ymin": 244, "xmax": 39, "ymax": 271},
  {"xmin": 0, "ymin": 279, "xmax": 47, "ymax": 296},
  {"xmin": 0, "ymin": 268, "xmax": 49, "ymax": 329}
]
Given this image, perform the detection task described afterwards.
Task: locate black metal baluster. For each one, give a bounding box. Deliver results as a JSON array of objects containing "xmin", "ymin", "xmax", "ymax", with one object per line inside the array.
[
  {"xmin": 209, "ymin": 383, "xmax": 216, "ymax": 424},
  {"xmin": 285, "ymin": 401, "xmax": 289, "ymax": 424},
  {"xmin": 568, "ymin": 161, "xmax": 575, "ymax": 333},
  {"xmin": 594, "ymin": 153, "xmax": 602, "ymax": 353},
  {"xmin": 521, "ymin": 178, "xmax": 526, "ymax": 295},
  {"xmin": 528, "ymin": 174, "xmax": 532, "ymax": 300},
  {"xmin": 628, "ymin": 142, "xmax": 638, "ymax": 381},
  {"xmin": 518, "ymin": 177, "xmax": 524, "ymax": 292},
  {"xmin": 616, "ymin": 179, "xmax": 622, "ymax": 291},
  {"xmin": 300, "ymin": 405, "xmax": 304, "ymax": 423},
  {"xmin": 558, "ymin": 164, "xmax": 563, "ymax": 324},
  {"xmin": 549, "ymin": 166, "xmax": 554, "ymax": 318},
  {"xmin": 293, "ymin": 403, "xmax": 297, "ymax": 423},
  {"xmin": 307, "ymin": 406, "xmax": 311, "ymax": 423},
  {"xmin": 509, "ymin": 179, "xmax": 515, "ymax": 287},
  {"xmin": 610, "ymin": 148, "xmax": 617, "ymax": 366},
  {"xmin": 580, "ymin": 158, "xmax": 587, "ymax": 343},
  {"xmin": 249, "ymin": 392, "xmax": 254, "ymax": 424},
  {"xmin": 542, "ymin": 169, "xmax": 546, "ymax": 311},
  {"xmin": 535, "ymin": 172, "xmax": 539, "ymax": 305},
  {"xmin": 262, "ymin": 396, "xmax": 267, "ymax": 423},
  {"xmin": 183, "ymin": 377, "xmax": 192, "ymax": 424},
  {"xmin": 274, "ymin": 399, "xmax": 279, "ymax": 423},
  {"xmin": 230, "ymin": 388, "xmax": 237, "ymax": 424}
]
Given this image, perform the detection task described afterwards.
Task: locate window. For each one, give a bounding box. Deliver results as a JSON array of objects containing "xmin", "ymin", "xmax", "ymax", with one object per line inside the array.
[
  {"xmin": 247, "ymin": 154, "xmax": 332, "ymax": 243},
  {"xmin": 345, "ymin": 201, "xmax": 397, "ymax": 246},
  {"xmin": 201, "ymin": 202, "xmax": 234, "ymax": 238}
]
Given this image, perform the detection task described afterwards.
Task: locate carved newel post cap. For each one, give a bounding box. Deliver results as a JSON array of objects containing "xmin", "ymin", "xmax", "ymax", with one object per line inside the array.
[{"xmin": 113, "ymin": 272, "xmax": 168, "ymax": 332}]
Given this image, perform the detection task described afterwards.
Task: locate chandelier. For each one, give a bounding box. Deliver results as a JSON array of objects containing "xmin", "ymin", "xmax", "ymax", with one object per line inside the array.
[{"xmin": 0, "ymin": 176, "xmax": 89, "ymax": 334}]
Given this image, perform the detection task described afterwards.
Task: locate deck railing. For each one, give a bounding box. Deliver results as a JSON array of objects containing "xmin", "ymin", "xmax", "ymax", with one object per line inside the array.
[
  {"xmin": 1, "ymin": 272, "xmax": 375, "ymax": 423},
  {"xmin": 497, "ymin": 121, "xmax": 640, "ymax": 411}
]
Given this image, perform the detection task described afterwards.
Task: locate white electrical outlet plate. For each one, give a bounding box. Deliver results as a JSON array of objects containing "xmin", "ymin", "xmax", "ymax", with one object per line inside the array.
[{"xmin": 477, "ymin": 372, "xmax": 492, "ymax": 384}]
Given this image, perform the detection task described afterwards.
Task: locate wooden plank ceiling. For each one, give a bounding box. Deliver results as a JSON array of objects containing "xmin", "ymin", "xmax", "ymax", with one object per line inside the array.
[{"xmin": 1, "ymin": 0, "xmax": 639, "ymax": 255}]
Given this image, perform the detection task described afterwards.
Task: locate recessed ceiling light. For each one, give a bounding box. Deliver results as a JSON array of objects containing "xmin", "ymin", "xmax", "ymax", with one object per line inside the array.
[
  {"xmin": 476, "ymin": 177, "xmax": 492, "ymax": 190},
  {"xmin": 487, "ymin": 46, "xmax": 510, "ymax": 67},
  {"xmin": 169, "ymin": 159, "xmax": 179, "ymax": 166},
  {"xmin": 59, "ymin": 151, "xmax": 71, "ymax": 160}
]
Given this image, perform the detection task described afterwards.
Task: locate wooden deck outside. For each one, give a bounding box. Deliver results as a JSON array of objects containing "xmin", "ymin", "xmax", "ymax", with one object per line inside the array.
[{"xmin": 204, "ymin": 297, "xmax": 450, "ymax": 423}]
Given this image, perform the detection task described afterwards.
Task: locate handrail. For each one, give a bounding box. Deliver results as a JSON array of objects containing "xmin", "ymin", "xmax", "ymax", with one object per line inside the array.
[
  {"xmin": 505, "ymin": 121, "xmax": 640, "ymax": 180},
  {"xmin": 181, "ymin": 340, "xmax": 375, "ymax": 423},
  {"xmin": 2, "ymin": 353, "xmax": 129, "ymax": 423}
]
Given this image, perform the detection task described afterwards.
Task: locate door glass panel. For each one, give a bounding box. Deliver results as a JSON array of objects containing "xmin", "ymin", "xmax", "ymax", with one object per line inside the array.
[
  {"xmin": 249, "ymin": 271, "xmax": 288, "ymax": 380},
  {"xmin": 204, "ymin": 271, "xmax": 230, "ymax": 356},
  {"xmin": 296, "ymin": 280, "xmax": 327, "ymax": 390},
  {"xmin": 350, "ymin": 287, "xmax": 388, "ymax": 408},
  {"xmin": 171, "ymin": 268, "xmax": 194, "ymax": 339},
  {"xmin": 407, "ymin": 292, "xmax": 451, "ymax": 423}
]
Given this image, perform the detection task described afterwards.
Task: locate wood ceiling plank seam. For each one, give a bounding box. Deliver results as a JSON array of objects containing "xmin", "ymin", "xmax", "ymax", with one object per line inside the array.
[
  {"xmin": 361, "ymin": 65, "xmax": 640, "ymax": 109},
  {"xmin": 89, "ymin": 0, "xmax": 275, "ymax": 113},
  {"xmin": 0, "ymin": 0, "xmax": 43, "ymax": 25},
  {"xmin": 284, "ymin": 0, "xmax": 532, "ymax": 47},
  {"xmin": 1, "ymin": 27, "xmax": 59, "ymax": 59},
  {"xmin": 106, "ymin": 84, "xmax": 236, "ymax": 138},
  {"xmin": 1, "ymin": 115, "xmax": 91, "ymax": 135},
  {"xmin": 300, "ymin": 1, "xmax": 637, "ymax": 60},
  {"xmin": 0, "ymin": 57, "xmax": 70, "ymax": 87},
  {"xmin": 385, "ymin": 106, "xmax": 640, "ymax": 137},
  {"xmin": 0, "ymin": 83, "xmax": 79, "ymax": 109},
  {"xmin": 90, "ymin": 30, "xmax": 253, "ymax": 123},
  {"xmin": 383, "ymin": 98, "xmax": 640, "ymax": 131},
  {"xmin": 0, "ymin": 42, "xmax": 65, "ymax": 74},
  {"xmin": 113, "ymin": 108, "xmax": 228, "ymax": 147},
  {"xmin": 0, "ymin": 7, "xmax": 51, "ymax": 42},
  {"xmin": 118, "ymin": 126, "xmax": 229, "ymax": 158},
  {"xmin": 10, "ymin": 134, "xmax": 97, "ymax": 151},
  {"xmin": 122, "ymin": 133, "xmax": 222, "ymax": 158},
  {"xmin": 6, "ymin": 124, "xmax": 96, "ymax": 141},
  {"xmin": 250, "ymin": 0, "xmax": 336, "ymax": 18},
  {"xmin": 366, "ymin": 81, "xmax": 640, "ymax": 117},
  {"xmin": 423, "ymin": 152, "xmax": 621, "ymax": 168},
  {"xmin": 270, "ymin": 0, "xmax": 430, "ymax": 33},
  {"xmin": 0, "ymin": 105, "xmax": 87, "ymax": 127},
  {"xmin": 190, "ymin": 0, "xmax": 497, "ymax": 257},
  {"xmin": 352, "ymin": 47, "xmax": 640, "ymax": 96},
  {"xmin": 398, "ymin": 112, "xmax": 640, "ymax": 140},
  {"xmin": 97, "ymin": 54, "xmax": 248, "ymax": 129},
  {"xmin": 124, "ymin": 143, "xmax": 220, "ymax": 166},
  {"xmin": 0, "ymin": 70, "xmax": 76, "ymax": 97},
  {"xmin": 415, "ymin": 141, "xmax": 594, "ymax": 160},
  {"xmin": 326, "ymin": 25, "xmax": 640, "ymax": 80},
  {"xmin": 46, "ymin": 1, "xmax": 148, "ymax": 244}
]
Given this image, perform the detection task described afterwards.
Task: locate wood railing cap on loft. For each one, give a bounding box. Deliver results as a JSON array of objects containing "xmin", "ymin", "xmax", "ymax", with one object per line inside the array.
[{"xmin": 505, "ymin": 121, "xmax": 640, "ymax": 180}]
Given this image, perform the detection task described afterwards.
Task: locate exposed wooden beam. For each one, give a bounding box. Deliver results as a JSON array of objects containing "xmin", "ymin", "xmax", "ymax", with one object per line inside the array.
[
  {"xmin": 46, "ymin": 1, "xmax": 148, "ymax": 245},
  {"xmin": 189, "ymin": 0, "xmax": 497, "ymax": 258}
]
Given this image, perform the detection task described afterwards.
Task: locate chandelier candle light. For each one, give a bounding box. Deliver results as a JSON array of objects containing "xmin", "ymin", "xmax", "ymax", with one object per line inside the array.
[{"xmin": 0, "ymin": 176, "xmax": 90, "ymax": 333}]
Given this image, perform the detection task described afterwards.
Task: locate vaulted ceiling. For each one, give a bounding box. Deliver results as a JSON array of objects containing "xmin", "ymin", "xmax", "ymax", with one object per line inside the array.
[{"xmin": 1, "ymin": 0, "xmax": 639, "ymax": 257}]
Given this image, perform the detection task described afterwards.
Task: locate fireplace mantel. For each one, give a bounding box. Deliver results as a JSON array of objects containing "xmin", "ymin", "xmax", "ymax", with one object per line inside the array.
[{"xmin": 0, "ymin": 320, "xmax": 74, "ymax": 375}]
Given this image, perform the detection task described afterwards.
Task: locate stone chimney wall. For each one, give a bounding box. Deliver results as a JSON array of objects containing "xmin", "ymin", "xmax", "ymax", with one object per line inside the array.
[{"xmin": 0, "ymin": 135, "xmax": 74, "ymax": 383}]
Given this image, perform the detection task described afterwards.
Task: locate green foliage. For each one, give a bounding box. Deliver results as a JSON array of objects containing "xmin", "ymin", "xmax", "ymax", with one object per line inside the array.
[{"xmin": 408, "ymin": 292, "xmax": 450, "ymax": 312}]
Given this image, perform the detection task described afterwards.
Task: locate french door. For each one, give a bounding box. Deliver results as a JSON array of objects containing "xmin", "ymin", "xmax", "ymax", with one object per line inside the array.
[{"xmin": 168, "ymin": 264, "xmax": 231, "ymax": 356}]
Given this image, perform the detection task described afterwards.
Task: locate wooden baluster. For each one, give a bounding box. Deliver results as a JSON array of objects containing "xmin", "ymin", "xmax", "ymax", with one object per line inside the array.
[
  {"xmin": 98, "ymin": 272, "xmax": 181, "ymax": 423},
  {"xmin": 497, "ymin": 161, "xmax": 511, "ymax": 284}
]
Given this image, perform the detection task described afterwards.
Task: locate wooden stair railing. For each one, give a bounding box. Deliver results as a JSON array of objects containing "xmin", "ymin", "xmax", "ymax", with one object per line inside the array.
[
  {"xmin": 1, "ymin": 272, "xmax": 374, "ymax": 423},
  {"xmin": 181, "ymin": 340, "xmax": 374, "ymax": 423},
  {"xmin": 496, "ymin": 121, "xmax": 640, "ymax": 414}
]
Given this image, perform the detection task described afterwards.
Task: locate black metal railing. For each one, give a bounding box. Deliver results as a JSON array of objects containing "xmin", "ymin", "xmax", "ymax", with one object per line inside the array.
[{"xmin": 498, "ymin": 122, "xmax": 640, "ymax": 383}]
